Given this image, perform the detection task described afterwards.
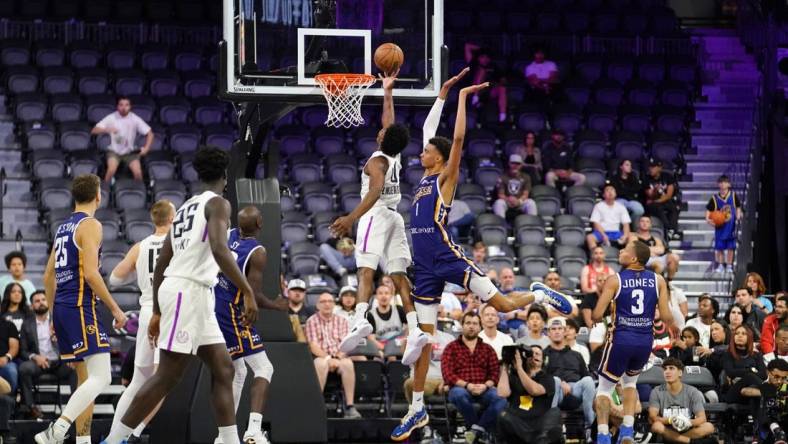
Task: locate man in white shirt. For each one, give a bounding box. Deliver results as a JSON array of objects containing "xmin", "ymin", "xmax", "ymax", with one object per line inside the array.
[
  {"xmin": 684, "ymin": 294, "xmax": 717, "ymax": 348},
  {"xmin": 91, "ymin": 96, "xmax": 154, "ymax": 183},
  {"xmin": 764, "ymin": 325, "xmax": 788, "ymax": 365},
  {"xmin": 586, "ymin": 184, "xmax": 631, "ymax": 250},
  {"xmin": 478, "ymin": 304, "xmax": 514, "ymax": 359},
  {"xmin": 525, "ymin": 48, "xmax": 559, "ymax": 97}
]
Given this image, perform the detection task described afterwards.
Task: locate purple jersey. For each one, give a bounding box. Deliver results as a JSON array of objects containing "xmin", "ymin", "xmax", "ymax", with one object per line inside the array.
[
  {"xmin": 611, "ymin": 268, "xmax": 659, "ymax": 340},
  {"xmin": 54, "ymin": 212, "xmax": 98, "ymax": 308}
]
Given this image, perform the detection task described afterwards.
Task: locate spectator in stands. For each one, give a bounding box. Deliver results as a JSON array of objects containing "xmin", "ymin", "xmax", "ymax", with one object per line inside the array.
[
  {"xmin": 581, "ymin": 272, "xmax": 610, "ymax": 330},
  {"xmin": 403, "ymin": 329, "xmax": 454, "ymax": 404},
  {"xmin": 1, "ymin": 282, "xmax": 30, "ymax": 331},
  {"xmin": 653, "ymin": 308, "xmax": 675, "ymax": 359},
  {"xmin": 0, "ymin": 318, "xmax": 18, "ymax": 397},
  {"xmin": 515, "ymin": 131, "xmax": 543, "ymax": 184},
  {"xmin": 0, "ymin": 251, "xmax": 36, "ymax": 302},
  {"xmin": 366, "ymin": 285, "xmax": 407, "ymax": 361},
  {"xmin": 609, "ymin": 159, "xmax": 645, "ymax": 222},
  {"xmin": 319, "ymin": 237, "xmax": 356, "ymax": 278},
  {"xmin": 762, "ymin": 295, "xmax": 788, "ymax": 355},
  {"xmin": 304, "ymin": 292, "xmax": 361, "ymax": 418},
  {"xmin": 543, "ymin": 130, "xmax": 586, "ymax": 188},
  {"xmin": 723, "ymin": 324, "xmax": 766, "ymax": 404},
  {"xmin": 464, "ymin": 44, "xmax": 508, "ymax": 122},
  {"xmin": 447, "ymin": 199, "xmax": 475, "ymax": 240},
  {"xmin": 746, "ymin": 272, "xmax": 774, "ymax": 314},
  {"xmin": 333, "ymin": 286, "xmax": 357, "ymax": 322},
  {"xmin": 706, "ymin": 175, "xmax": 742, "ymax": 275},
  {"xmin": 685, "ymin": 294, "xmax": 718, "ymax": 348},
  {"xmin": 524, "ymin": 48, "xmax": 560, "ymax": 102},
  {"xmin": 564, "ymin": 318, "xmax": 590, "ymax": 365},
  {"xmin": 586, "ymin": 184, "xmax": 631, "ymax": 250},
  {"xmin": 580, "ymin": 247, "xmax": 612, "ymax": 294},
  {"xmin": 90, "ymin": 95, "xmax": 154, "ymax": 183},
  {"xmin": 498, "ymin": 267, "xmax": 528, "ymax": 339},
  {"xmin": 442, "ymin": 312, "xmax": 506, "ymax": 442},
  {"xmin": 479, "ymin": 304, "xmax": 514, "ymax": 359},
  {"xmin": 648, "ymin": 357, "xmax": 717, "ymax": 444},
  {"xmin": 472, "ymin": 242, "xmax": 491, "ymax": 273},
  {"xmin": 286, "ymin": 279, "xmax": 315, "ymax": 326},
  {"xmin": 750, "ymin": 359, "xmax": 788, "ymax": 444},
  {"xmin": 644, "ymin": 158, "xmax": 681, "ymax": 240},
  {"xmin": 724, "ymin": 303, "xmax": 756, "ymax": 341},
  {"xmin": 544, "ymin": 271, "xmax": 563, "ymax": 292},
  {"xmin": 669, "ymin": 281, "xmax": 689, "ymax": 329},
  {"xmin": 496, "ymin": 344, "xmax": 561, "ymax": 444},
  {"xmin": 705, "ymin": 321, "xmax": 731, "ymax": 383},
  {"xmin": 543, "ymin": 317, "xmax": 596, "ymax": 439},
  {"xmin": 630, "ymin": 216, "xmax": 681, "ymax": 280},
  {"xmin": 736, "ymin": 287, "xmax": 767, "ymax": 336},
  {"xmin": 764, "ymin": 325, "xmax": 788, "ymax": 365},
  {"xmin": 671, "ymin": 326, "xmax": 702, "ymax": 366},
  {"xmin": 18, "ymin": 291, "xmax": 74, "ymax": 420},
  {"xmin": 493, "ymin": 154, "xmax": 538, "ymax": 221},
  {"xmin": 516, "ymin": 305, "xmax": 550, "ymax": 349}
]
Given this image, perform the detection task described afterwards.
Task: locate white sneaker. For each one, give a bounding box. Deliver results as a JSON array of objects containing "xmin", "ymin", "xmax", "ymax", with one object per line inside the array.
[
  {"xmin": 213, "ymin": 438, "xmax": 223, "ymax": 444},
  {"xmin": 34, "ymin": 424, "xmax": 63, "ymax": 444},
  {"xmin": 714, "ymin": 264, "xmax": 724, "ymax": 274},
  {"xmin": 338, "ymin": 317, "xmax": 373, "ymax": 353},
  {"xmin": 726, "ymin": 265, "xmax": 734, "ymax": 273},
  {"xmin": 243, "ymin": 430, "xmax": 271, "ymax": 444},
  {"xmin": 402, "ymin": 327, "xmax": 430, "ymax": 366}
]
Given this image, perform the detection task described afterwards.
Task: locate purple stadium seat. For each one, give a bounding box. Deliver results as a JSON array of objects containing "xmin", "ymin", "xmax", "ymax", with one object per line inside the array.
[
  {"xmin": 25, "ymin": 122, "xmax": 57, "ymax": 150},
  {"xmin": 593, "ymin": 13, "xmax": 619, "ymax": 34},
  {"xmin": 606, "ymin": 59, "xmax": 635, "ymax": 85},
  {"xmin": 77, "ymin": 68, "xmax": 109, "ymax": 95},
  {"xmin": 15, "ymin": 93, "xmax": 47, "ymax": 122},
  {"xmin": 53, "ymin": 0, "xmax": 80, "ymax": 18},
  {"xmin": 669, "ymin": 57, "xmax": 697, "ymax": 83},
  {"xmin": 86, "ymin": 94, "xmax": 116, "ymax": 124},
  {"xmin": 564, "ymin": 79, "xmax": 592, "ymax": 107},
  {"xmin": 193, "ymin": 97, "xmax": 226, "ymax": 126},
  {"xmin": 301, "ymin": 106, "xmax": 330, "ymax": 129},
  {"xmin": 148, "ymin": 69, "xmax": 180, "ymax": 98},
  {"xmin": 576, "ymin": 158, "xmax": 607, "ymax": 189},
  {"xmin": 1, "ymin": 39, "xmax": 31, "ymax": 66},
  {"xmin": 655, "ymin": 108, "xmax": 685, "ymax": 134},
  {"xmin": 282, "ymin": 211, "xmax": 310, "ymax": 245},
  {"xmin": 478, "ymin": 11, "xmax": 503, "ymax": 32},
  {"xmin": 96, "ymin": 208, "xmax": 121, "ymax": 242},
  {"xmin": 312, "ymin": 211, "xmax": 340, "ymax": 244},
  {"xmin": 124, "ymin": 209, "xmax": 155, "ymax": 243},
  {"xmin": 551, "ymin": 105, "xmax": 583, "ymax": 136},
  {"xmin": 168, "ymin": 123, "xmax": 202, "ymax": 154},
  {"xmin": 153, "ymin": 180, "xmax": 187, "ymax": 209},
  {"xmin": 31, "ymin": 149, "xmax": 66, "ymax": 179},
  {"xmin": 100, "ymin": 241, "xmax": 131, "ymax": 276},
  {"xmin": 173, "ymin": 45, "xmax": 203, "ymax": 72},
  {"xmin": 456, "ymin": 183, "xmax": 487, "ymax": 215},
  {"xmin": 325, "ymin": 154, "xmax": 358, "ymax": 185},
  {"xmin": 586, "ymin": 105, "xmax": 617, "ymax": 134},
  {"xmin": 649, "ymin": 10, "xmax": 678, "ymax": 35},
  {"xmin": 651, "ymin": 140, "xmax": 681, "ymax": 169},
  {"xmin": 472, "ymin": 157, "xmax": 504, "ymax": 192},
  {"xmin": 35, "ymin": 40, "xmax": 66, "ymax": 67},
  {"xmin": 506, "ymin": 12, "xmax": 530, "ymax": 32},
  {"xmin": 69, "ymin": 150, "xmax": 100, "ymax": 177},
  {"xmin": 40, "ymin": 178, "xmax": 72, "ymax": 211},
  {"xmin": 204, "ymin": 124, "xmax": 235, "ymax": 151},
  {"xmin": 312, "ymin": 127, "xmax": 345, "ymax": 157},
  {"xmin": 531, "ymin": 185, "xmax": 562, "ymax": 218},
  {"xmin": 638, "ymin": 56, "xmax": 666, "ymax": 83},
  {"xmin": 290, "ymin": 154, "xmax": 322, "ymax": 184},
  {"xmin": 338, "ymin": 183, "xmax": 361, "ymax": 213},
  {"xmin": 593, "ymin": 79, "xmax": 624, "ymax": 107},
  {"xmin": 114, "ymin": 69, "xmax": 146, "ymax": 96},
  {"xmin": 574, "ymin": 57, "xmax": 603, "ymax": 84},
  {"xmin": 140, "ymin": 44, "xmax": 169, "ymax": 71},
  {"xmin": 179, "ymin": 155, "xmax": 198, "ymax": 183},
  {"xmin": 106, "ymin": 42, "xmax": 136, "ymax": 70},
  {"xmin": 564, "ymin": 11, "xmax": 590, "ymax": 34},
  {"xmin": 51, "ymin": 94, "xmax": 84, "ymax": 123},
  {"xmin": 127, "ymin": 95, "xmax": 156, "ymax": 122},
  {"xmin": 660, "ymin": 81, "xmax": 690, "ymax": 108},
  {"xmin": 301, "ymin": 182, "xmax": 335, "ymax": 213},
  {"xmin": 447, "ymin": 11, "xmax": 473, "ymax": 32},
  {"xmin": 114, "ymin": 0, "xmax": 143, "ymax": 20},
  {"xmin": 466, "ymin": 129, "xmax": 496, "ymax": 158},
  {"xmin": 6, "ymin": 66, "xmax": 39, "ymax": 94},
  {"xmin": 158, "ymin": 97, "xmax": 191, "ymax": 125},
  {"xmin": 627, "ymin": 79, "xmax": 658, "ymax": 107},
  {"xmin": 42, "ymin": 67, "xmax": 75, "ymax": 95},
  {"xmin": 536, "ymin": 12, "xmax": 562, "ymax": 33},
  {"xmin": 69, "ymin": 41, "xmax": 102, "ymax": 69},
  {"xmin": 613, "ymin": 132, "xmax": 646, "ymax": 161},
  {"xmin": 182, "ymin": 70, "xmax": 213, "ymax": 99},
  {"xmin": 516, "ymin": 109, "xmax": 546, "ymax": 133},
  {"xmin": 278, "ymin": 125, "xmax": 310, "ymax": 156},
  {"xmin": 623, "ymin": 13, "xmax": 648, "ymax": 35},
  {"xmin": 620, "ymin": 105, "xmax": 652, "ymax": 133},
  {"xmin": 59, "ymin": 122, "xmax": 92, "ymax": 152},
  {"xmin": 141, "ymin": 123, "xmax": 166, "ymax": 151},
  {"xmin": 575, "ymin": 129, "xmax": 608, "ymax": 160},
  {"xmin": 289, "ymin": 242, "xmax": 321, "ymax": 275},
  {"xmin": 144, "ymin": 151, "xmax": 176, "ymax": 180}
]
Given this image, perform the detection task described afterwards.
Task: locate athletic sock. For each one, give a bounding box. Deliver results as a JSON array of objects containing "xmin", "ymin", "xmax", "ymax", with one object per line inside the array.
[
  {"xmin": 406, "ymin": 312, "xmax": 419, "ymax": 333},
  {"xmin": 217, "ymin": 425, "xmax": 239, "ymax": 444},
  {"xmin": 247, "ymin": 412, "xmax": 263, "ymax": 434},
  {"xmin": 622, "ymin": 415, "xmax": 634, "ymax": 428},
  {"xmin": 105, "ymin": 422, "xmax": 134, "ymax": 444},
  {"xmin": 355, "ymin": 302, "xmax": 369, "ymax": 320},
  {"xmin": 76, "ymin": 436, "xmax": 91, "ymax": 444},
  {"xmin": 412, "ymin": 391, "xmax": 424, "ymax": 411},
  {"xmin": 133, "ymin": 422, "xmax": 146, "ymax": 437},
  {"xmin": 53, "ymin": 418, "xmax": 71, "ymax": 440},
  {"xmin": 598, "ymin": 424, "xmax": 610, "ymax": 435},
  {"xmin": 772, "ymin": 423, "xmax": 782, "ymax": 433}
]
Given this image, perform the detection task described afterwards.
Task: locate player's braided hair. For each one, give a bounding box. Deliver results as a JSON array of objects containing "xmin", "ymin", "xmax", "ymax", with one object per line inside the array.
[
  {"xmin": 429, "ymin": 136, "xmax": 451, "ymax": 163},
  {"xmin": 194, "ymin": 146, "xmax": 229, "ymax": 183},
  {"xmin": 380, "ymin": 123, "xmax": 410, "ymax": 157}
]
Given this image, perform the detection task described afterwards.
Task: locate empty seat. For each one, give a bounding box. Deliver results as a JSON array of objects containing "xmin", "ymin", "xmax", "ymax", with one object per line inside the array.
[
  {"xmin": 148, "ymin": 69, "xmax": 180, "ymax": 98},
  {"xmin": 51, "ymin": 94, "xmax": 83, "ymax": 123},
  {"xmin": 531, "ymin": 185, "xmax": 562, "ymax": 218},
  {"xmin": 554, "ymin": 214, "xmax": 587, "ymax": 246},
  {"xmin": 144, "ymin": 151, "xmax": 176, "ymax": 180},
  {"xmin": 31, "ymin": 149, "xmax": 66, "ymax": 179},
  {"xmin": 638, "ymin": 56, "xmax": 666, "ymax": 83},
  {"xmin": 35, "ymin": 40, "xmax": 66, "ymax": 68},
  {"xmin": 153, "ymin": 180, "xmax": 187, "ymax": 208},
  {"xmin": 312, "ymin": 127, "xmax": 345, "ymax": 157},
  {"xmin": 86, "ymin": 94, "xmax": 116, "ymax": 124},
  {"xmin": 15, "ymin": 93, "xmax": 48, "ymax": 122},
  {"xmin": 627, "ymin": 79, "xmax": 658, "ymax": 107},
  {"xmin": 140, "ymin": 44, "xmax": 169, "ymax": 71},
  {"xmin": 563, "ymin": 79, "xmax": 592, "ymax": 107},
  {"xmin": 466, "ymin": 129, "xmax": 497, "ymax": 158},
  {"xmin": 42, "ymin": 67, "xmax": 74, "ymax": 94},
  {"xmin": 289, "ymin": 154, "xmax": 322, "ymax": 183},
  {"xmin": 338, "ymin": 182, "xmax": 361, "ymax": 213},
  {"xmin": 575, "ymin": 158, "xmax": 607, "ymax": 189},
  {"xmin": 472, "ymin": 158, "xmax": 504, "ymax": 192},
  {"xmin": 100, "ymin": 240, "xmax": 130, "ymax": 276},
  {"xmin": 106, "ymin": 42, "xmax": 136, "ymax": 70},
  {"xmin": 39, "ymin": 178, "xmax": 73, "ymax": 210},
  {"xmin": 325, "ymin": 154, "xmax": 357, "ymax": 185},
  {"xmin": 586, "ymin": 105, "xmax": 617, "ymax": 134},
  {"xmin": 69, "ymin": 150, "xmax": 100, "ymax": 177},
  {"xmin": 114, "ymin": 179, "xmax": 147, "ymax": 209},
  {"xmin": 25, "ymin": 122, "xmax": 57, "ymax": 150},
  {"xmin": 517, "ymin": 245, "xmax": 551, "ymax": 279},
  {"xmin": 613, "ymin": 131, "xmax": 646, "ymax": 161},
  {"xmin": 514, "ymin": 214, "xmax": 546, "ymax": 246},
  {"xmin": 159, "ymin": 96, "xmax": 192, "ymax": 125},
  {"xmin": 607, "ymin": 58, "xmax": 635, "ymax": 85},
  {"xmin": 173, "ymin": 45, "xmax": 203, "ymax": 72},
  {"xmin": 555, "ymin": 245, "xmax": 587, "ymax": 279},
  {"xmin": 126, "ymin": 95, "xmax": 156, "ymax": 122},
  {"xmin": 566, "ymin": 186, "xmax": 596, "ymax": 219},
  {"xmin": 654, "ymin": 107, "xmax": 685, "ymax": 134},
  {"xmin": 59, "ymin": 122, "xmax": 92, "ymax": 152},
  {"xmin": 1, "ymin": 39, "xmax": 31, "ymax": 66},
  {"xmin": 282, "ymin": 211, "xmax": 310, "ymax": 245},
  {"xmin": 551, "ymin": 104, "xmax": 583, "ymax": 135},
  {"xmin": 289, "ymin": 242, "xmax": 321, "ymax": 275},
  {"xmin": 575, "ymin": 129, "xmax": 608, "ymax": 160},
  {"xmin": 96, "ymin": 208, "xmax": 121, "ymax": 242},
  {"xmin": 114, "ymin": 69, "xmax": 146, "ymax": 96},
  {"xmin": 660, "ymin": 80, "xmax": 690, "ymax": 108},
  {"xmin": 456, "ymin": 183, "xmax": 487, "ymax": 215},
  {"xmin": 313, "ymin": 211, "xmax": 340, "ymax": 244},
  {"xmin": 574, "ymin": 56, "xmax": 603, "ymax": 84},
  {"xmin": 78, "ymin": 68, "xmax": 109, "ymax": 95},
  {"xmin": 182, "ymin": 70, "xmax": 213, "ymax": 98},
  {"xmin": 193, "ymin": 97, "xmax": 226, "ymax": 126},
  {"xmin": 593, "ymin": 79, "xmax": 624, "ymax": 107},
  {"xmin": 516, "ymin": 105, "xmax": 547, "ymax": 132},
  {"xmin": 475, "ymin": 214, "xmax": 508, "ymax": 246},
  {"xmin": 203, "ymin": 124, "xmax": 235, "ymax": 151},
  {"xmin": 620, "ymin": 105, "xmax": 652, "ymax": 133},
  {"xmin": 669, "ymin": 57, "xmax": 697, "ymax": 83},
  {"xmin": 168, "ymin": 123, "xmax": 202, "ymax": 154},
  {"xmin": 69, "ymin": 40, "xmax": 102, "ymax": 69},
  {"xmin": 301, "ymin": 181, "xmax": 335, "ymax": 213},
  {"xmin": 5, "ymin": 66, "xmax": 39, "ymax": 94}
]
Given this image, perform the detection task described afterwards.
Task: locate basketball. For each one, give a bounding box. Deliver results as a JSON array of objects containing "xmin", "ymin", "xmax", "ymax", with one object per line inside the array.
[
  {"xmin": 374, "ymin": 42, "xmax": 404, "ymax": 74},
  {"xmin": 709, "ymin": 210, "xmax": 727, "ymax": 227}
]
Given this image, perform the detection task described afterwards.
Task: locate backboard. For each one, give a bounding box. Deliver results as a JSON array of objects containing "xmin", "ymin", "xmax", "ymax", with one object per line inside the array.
[{"xmin": 220, "ymin": 0, "xmax": 445, "ymax": 105}]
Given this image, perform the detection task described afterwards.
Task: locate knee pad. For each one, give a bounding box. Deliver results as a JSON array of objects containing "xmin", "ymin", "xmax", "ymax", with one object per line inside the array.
[
  {"xmin": 246, "ymin": 352, "xmax": 274, "ymax": 382},
  {"xmin": 414, "ymin": 302, "xmax": 439, "ymax": 326},
  {"xmin": 233, "ymin": 359, "xmax": 248, "ymax": 381},
  {"xmin": 355, "ymin": 251, "xmax": 381, "ymax": 270},
  {"xmin": 468, "ymin": 275, "xmax": 498, "ymax": 302},
  {"xmin": 596, "ymin": 376, "xmax": 617, "ymax": 399},
  {"xmin": 621, "ymin": 373, "xmax": 639, "ymax": 389},
  {"xmin": 386, "ymin": 259, "xmax": 410, "ymax": 275}
]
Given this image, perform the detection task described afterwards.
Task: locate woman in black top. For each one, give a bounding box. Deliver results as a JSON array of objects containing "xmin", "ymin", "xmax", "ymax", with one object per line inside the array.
[
  {"xmin": 609, "ymin": 159, "xmax": 644, "ymax": 222},
  {"xmin": 722, "ymin": 325, "xmax": 767, "ymax": 404},
  {"xmin": 0, "ymin": 283, "xmax": 29, "ymax": 331},
  {"xmin": 516, "ymin": 131, "xmax": 543, "ymax": 184},
  {"xmin": 704, "ymin": 321, "xmax": 731, "ymax": 382}
]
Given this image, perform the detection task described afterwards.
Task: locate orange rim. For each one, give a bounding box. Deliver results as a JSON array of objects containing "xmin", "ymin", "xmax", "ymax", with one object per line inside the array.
[{"xmin": 315, "ymin": 73, "xmax": 376, "ymax": 96}]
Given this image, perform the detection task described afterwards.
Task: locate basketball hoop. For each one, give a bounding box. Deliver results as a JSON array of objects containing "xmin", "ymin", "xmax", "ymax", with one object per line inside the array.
[{"xmin": 314, "ymin": 73, "xmax": 377, "ymax": 128}]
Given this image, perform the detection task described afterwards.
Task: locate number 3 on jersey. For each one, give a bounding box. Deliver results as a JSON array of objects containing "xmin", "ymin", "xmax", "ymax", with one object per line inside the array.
[
  {"xmin": 172, "ymin": 203, "xmax": 199, "ymax": 239},
  {"xmin": 631, "ymin": 289, "xmax": 645, "ymax": 315}
]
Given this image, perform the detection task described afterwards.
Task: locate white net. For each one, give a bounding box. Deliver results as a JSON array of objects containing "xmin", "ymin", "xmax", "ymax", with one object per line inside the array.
[{"xmin": 314, "ymin": 74, "xmax": 377, "ymax": 128}]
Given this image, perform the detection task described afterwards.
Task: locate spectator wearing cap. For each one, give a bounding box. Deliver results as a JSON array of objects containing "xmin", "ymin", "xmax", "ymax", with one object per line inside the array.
[
  {"xmin": 479, "ymin": 304, "xmax": 514, "ymax": 360},
  {"xmin": 585, "ymin": 184, "xmax": 631, "ymax": 250},
  {"xmin": 287, "ymin": 279, "xmax": 315, "ymax": 326},
  {"xmin": 319, "ymin": 237, "xmax": 357, "ymax": 278},
  {"xmin": 334, "ymin": 286, "xmax": 358, "ymax": 322},
  {"xmin": 493, "ymin": 154, "xmax": 538, "ymax": 221},
  {"xmin": 643, "ymin": 158, "xmax": 682, "ymax": 240},
  {"xmin": 543, "ymin": 130, "xmax": 586, "ymax": 188},
  {"xmin": 304, "ymin": 292, "xmax": 361, "ymax": 418},
  {"xmin": 366, "ymin": 285, "xmax": 407, "ymax": 361},
  {"xmin": 543, "ymin": 317, "xmax": 596, "ymax": 438},
  {"xmin": 516, "ymin": 305, "xmax": 550, "ymax": 349},
  {"xmin": 0, "ymin": 251, "xmax": 36, "ymax": 303},
  {"xmin": 608, "ymin": 159, "xmax": 645, "ymax": 222}
]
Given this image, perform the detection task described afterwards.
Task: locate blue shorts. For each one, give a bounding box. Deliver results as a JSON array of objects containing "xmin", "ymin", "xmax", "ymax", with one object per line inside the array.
[
  {"xmin": 598, "ymin": 333, "xmax": 652, "ymax": 382},
  {"xmin": 714, "ymin": 238, "xmax": 736, "ymax": 251},
  {"xmin": 53, "ymin": 303, "xmax": 111, "ymax": 362},
  {"xmin": 215, "ymin": 299, "xmax": 264, "ymax": 360},
  {"xmin": 593, "ymin": 230, "xmax": 623, "ymax": 242},
  {"xmin": 411, "ymin": 256, "xmax": 485, "ymax": 305}
]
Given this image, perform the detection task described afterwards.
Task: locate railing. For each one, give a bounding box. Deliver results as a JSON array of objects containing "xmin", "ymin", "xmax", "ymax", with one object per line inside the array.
[{"xmin": 0, "ymin": 167, "xmax": 5, "ymax": 239}]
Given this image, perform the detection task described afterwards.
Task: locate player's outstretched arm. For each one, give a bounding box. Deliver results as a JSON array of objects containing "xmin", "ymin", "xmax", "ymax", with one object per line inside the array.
[
  {"xmin": 656, "ymin": 274, "xmax": 674, "ymax": 326},
  {"xmin": 439, "ymin": 82, "xmax": 489, "ymax": 198},
  {"xmin": 206, "ymin": 196, "xmax": 257, "ymax": 325},
  {"xmin": 109, "ymin": 242, "xmax": 140, "ymax": 287},
  {"xmin": 246, "ymin": 247, "xmax": 288, "ymax": 311},
  {"xmin": 330, "ymin": 156, "xmax": 387, "ymax": 238},
  {"xmin": 593, "ymin": 274, "xmax": 618, "ymax": 323},
  {"xmin": 151, "ymin": 233, "xmax": 173, "ymax": 316},
  {"xmin": 78, "ymin": 219, "xmax": 127, "ymax": 329},
  {"xmin": 380, "ymin": 69, "xmax": 398, "ymax": 129},
  {"xmin": 422, "ymin": 67, "xmax": 470, "ymax": 145}
]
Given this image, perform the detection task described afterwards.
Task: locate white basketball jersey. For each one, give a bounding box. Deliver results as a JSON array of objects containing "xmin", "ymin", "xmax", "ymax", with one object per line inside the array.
[
  {"xmin": 135, "ymin": 233, "xmax": 166, "ymax": 307},
  {"xmin": 360, "ymin": 151, "xmax": 401, "ymax": 210},
  {"xmin": 164, "ymin": 191, "xmax": 222, "ymax": 287}
]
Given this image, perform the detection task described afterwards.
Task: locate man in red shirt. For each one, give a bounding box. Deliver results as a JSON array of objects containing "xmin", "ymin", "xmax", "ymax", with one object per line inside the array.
[
  {"xmin": 441, "ymin": 312, "xmax": 506, "ymax": 442},
  {"xmin": 761, "ymin": 294, "xmax": 788, "ymax": 355}
]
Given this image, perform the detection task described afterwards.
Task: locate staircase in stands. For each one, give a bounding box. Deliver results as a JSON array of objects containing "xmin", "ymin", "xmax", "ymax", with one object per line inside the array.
[{"xmin": 672, "ymin": 28, "xmax": 760, "ymax": 310}]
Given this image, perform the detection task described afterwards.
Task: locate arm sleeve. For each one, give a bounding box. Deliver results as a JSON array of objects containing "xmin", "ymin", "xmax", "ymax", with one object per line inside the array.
[
  {"xmin": 488, "ymin": 346, "xmax": 500, "ymax": 382},
  {"xmin": 691, "ymin": 389, "xmax": 706, "ymax": 415},
  {"xmin": 577, "ymin": 352, "xmax": 590, "ymax": 377},
  {"xmin": 8, "ymin": 322, "xmax": 18, "ymax": 340},
  {"xmin": 95, "ymin": 114, "xmax": 112, "ymax": 129},
  {"xmin": 422, "ymin": 98, "xmax": 445, "ymax": 146},
  {"xmin": 135, "ymin": 114, "xmax": 152, "ymax": 135},
  {"xmin": 648, "ymin": 388, "xmax": 662, "ymax": 410},
  {"xmin": 589, "ymin": 204, "xmax": 602, "ymax": 224},
  {"xmin": 366, "ymin": 312, "xmax": 377, "ymax": 332}
]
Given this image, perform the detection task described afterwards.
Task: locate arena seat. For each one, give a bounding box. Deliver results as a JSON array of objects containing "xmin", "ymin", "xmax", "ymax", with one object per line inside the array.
[
  {"xmin": 312, "ymin": 212, "xmax": 340, "ymax": 245},
  {"xmin": 474, "ymin": 214, "xmax": 508, "ymax": 246},
  {"xmin": 96, "ymin": 208, "xmax": 121, "ymax": 242},
  {"xmin": 301, "ymin": 181, "xmax": 335, "ymax": 214},
  {"xmin": 51, "ymin": 93, "xmax": 83, "ymax": 123},
  {"xmin": 114, "ymin": 179, "xmax": 148, "ymax": 210},
  {"xmin": 42, "ymin": 67, "xmax": 74, "ymax": 94},
  {"xmin": 289, "ymin": 154, "xmax": 323, "ymax": 184},
  {"xmin": 325, "ymin": 154, "xmax": 358, "ymax": 185},
  {"xmin": 282, "ymin": 211, "xmax": 310, "ymax": 245},
  {"xmin": 553, "ymin": 214, "xmax": 587, "ymax": 247},
  {"xmin": 123, "ymin": 209, "xmax": 155, "ymax": 243},
  {"xmin": 518, "ymin": 245, "xmax": 552, "ymax": 279},
  {"xmin": 69, "ymin": 150, "xmax": 100, "ymax": 177},
  {"xmin": 31, "ymin": 149, "xmax": 66, "ymax": 179},
  {"xmin": 514, "ymin": 214, "xmax": 546, "ymax": 247},
  {"xmin": 153, "ymin": 180, "xmax": 187, "ymax": 209},
  {"xmin": 288, "ymin": 242, "xmax": 322, "ymax": 275},
  {"xmin": 565, "ymin": 186, "xmax": 597, "ymax": 220}
]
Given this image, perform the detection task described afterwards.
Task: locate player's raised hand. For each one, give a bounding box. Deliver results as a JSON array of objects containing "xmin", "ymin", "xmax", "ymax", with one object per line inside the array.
[
  {"xmin": 378, "ymin": 68, "xmax": 400, "ymax": 91},
  {"xmin": 242, "ymin": 289, "xmax": 259, "ymax": 327},
  {"xmin": 460, "ymin": 82, "xmax": 490, "ymax": 96},
  {"xmin": 148, "ymin": 312, "xmax": 160, "ymax": 347},
  {"xmin": 439, "ymin": 67, "xmax": 471, "ymax": 98},
  {"xmin": 329, "ymin": 215, "xmax": 354, "ymax": 239}
]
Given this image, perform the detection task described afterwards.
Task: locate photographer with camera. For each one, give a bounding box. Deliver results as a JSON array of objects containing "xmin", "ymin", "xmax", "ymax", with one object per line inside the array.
[
  {"xmin": 742, "ymin": 358, "xmax": 788, "ymax": 444},
  {"xmin": 496, "ymin": 344, "xmax": 562, "ymax": 443}
]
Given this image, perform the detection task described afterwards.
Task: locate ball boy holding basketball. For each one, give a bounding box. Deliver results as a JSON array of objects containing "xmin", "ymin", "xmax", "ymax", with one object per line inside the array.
[{"xmin": 706, "ymin": 174, "xmax": 742, "ymax": 274}]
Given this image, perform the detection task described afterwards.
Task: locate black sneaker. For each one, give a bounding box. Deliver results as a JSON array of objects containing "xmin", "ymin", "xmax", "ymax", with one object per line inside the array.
[{"xmin": 689, "ymin": 436, "xmax": 718, "ymax": 444}]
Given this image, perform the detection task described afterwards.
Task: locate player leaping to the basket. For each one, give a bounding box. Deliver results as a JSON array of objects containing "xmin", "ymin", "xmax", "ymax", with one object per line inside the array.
[{"xmin": 390, "ymin": 80, "xmax": 576, "ymax": 441}]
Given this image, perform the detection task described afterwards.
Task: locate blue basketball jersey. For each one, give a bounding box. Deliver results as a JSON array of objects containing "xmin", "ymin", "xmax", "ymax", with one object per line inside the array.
[
  {"xmin": 53, "ymin": 212, "xmax": 98, "ymax": 308},
  {"xmin": 712, "ymin": 191, "xmax": 736, "ymax": 240},
  {"xmin": 612, "ymin": 268, "xmax": 659, "ymax": 339},
  {"xmin": 410, "ymin": 174, "xmax": 465, "ymax": 266},
  {"xmin": 214, "ymin": 229, "xmax": 262, "ymax": 304}
]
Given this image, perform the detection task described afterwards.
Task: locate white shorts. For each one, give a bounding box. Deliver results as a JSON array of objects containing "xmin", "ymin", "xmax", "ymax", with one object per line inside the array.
[
  {"xmin": 355, "ymin": 206, "xmax": 411, "ymax": 272},
  {"xmin": 135, "ymin": 305, "xmax": 160, "ymax": 367},
  {"xmin": 158, "ymin": 276, "xmax": 225, "ymax": 355}
]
